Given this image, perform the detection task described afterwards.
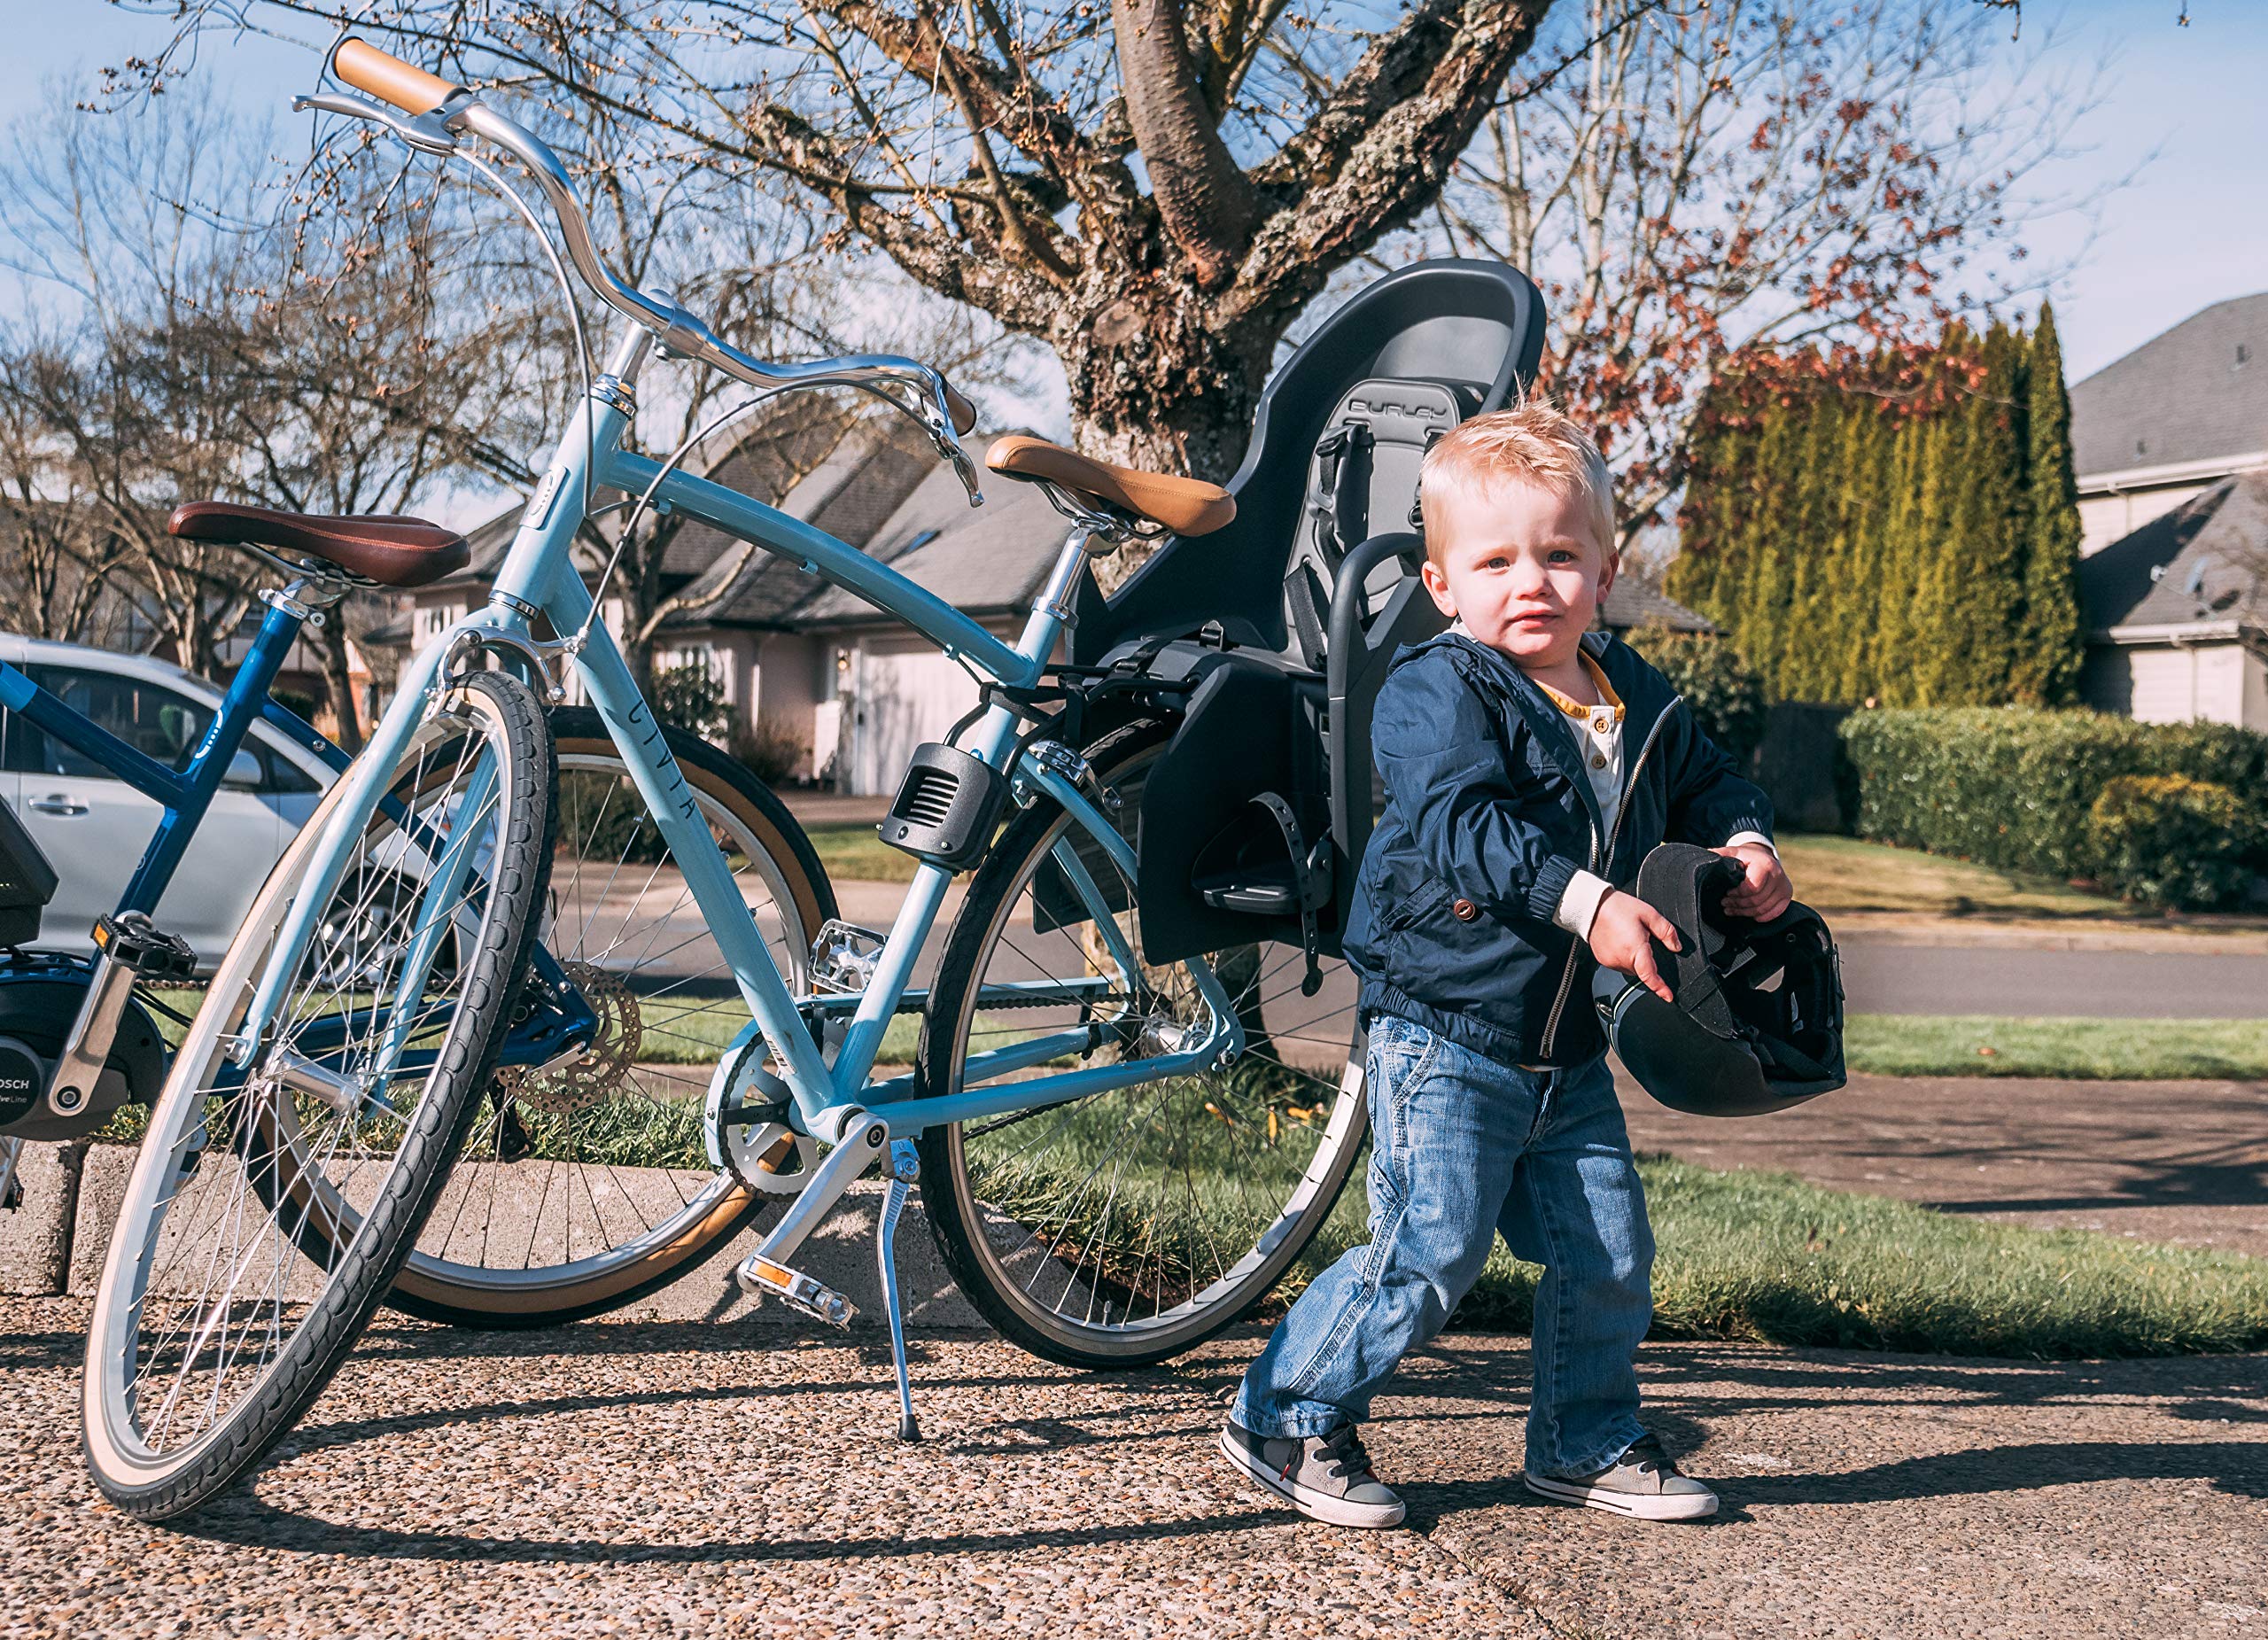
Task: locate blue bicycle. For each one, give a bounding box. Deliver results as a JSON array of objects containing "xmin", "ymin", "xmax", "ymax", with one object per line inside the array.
[{"xmin": 82, "ymin": 35, "xmax": 1537, "ymax": 1521}]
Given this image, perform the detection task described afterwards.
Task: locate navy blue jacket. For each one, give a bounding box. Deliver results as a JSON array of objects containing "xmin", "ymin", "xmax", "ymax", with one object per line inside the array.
[{"xmin": 1345, "ymin": 629, "xmax": 1773, "ymax": 1067}]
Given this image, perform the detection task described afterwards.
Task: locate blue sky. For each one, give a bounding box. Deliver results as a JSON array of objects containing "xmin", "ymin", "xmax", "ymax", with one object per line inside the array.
[{"xmin": 6, "ymin": 0, "xmax": 2263, "ymax": 385}]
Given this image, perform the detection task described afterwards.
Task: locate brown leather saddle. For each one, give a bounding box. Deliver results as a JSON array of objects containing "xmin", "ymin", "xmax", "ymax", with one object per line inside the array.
[
  {"xmin": 167, "ymin": 501, "xmax": 470, "ymax": 588},
  {"xmin": 983, "ymin": 436, "xmax": 1235, "ymax": 537}
]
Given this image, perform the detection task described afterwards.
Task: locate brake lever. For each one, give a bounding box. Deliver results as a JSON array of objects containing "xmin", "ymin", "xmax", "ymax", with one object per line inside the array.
[
  {"xmin": 919, "ymin": 393, "xmax": 985, "ymax": 508},
  {"xmin": 293, "ymin": 89, "xmax": 462, "ymax": 157}
]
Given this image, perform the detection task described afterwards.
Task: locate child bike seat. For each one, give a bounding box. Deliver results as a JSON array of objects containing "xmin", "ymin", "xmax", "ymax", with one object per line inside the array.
[{"xmin": 167, "ymin": 500, "xmax": 471, "ymax": 587}]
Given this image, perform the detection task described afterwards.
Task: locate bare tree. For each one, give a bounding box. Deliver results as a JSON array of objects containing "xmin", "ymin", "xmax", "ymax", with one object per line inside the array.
[
  {"xmin": 0, "ymin": 331, "xmax": 134, "ymax": 646},
  {"xmin": 1423, "ymin": 0, "xmax": 2101, "ymax": 548},
  {"xmin": 0, "ymin": 88, "xmax": 552, "ymax": 730},
  {"xmin": 118, "ymin": 0, "xmax": 1554, "ymax": 485}
]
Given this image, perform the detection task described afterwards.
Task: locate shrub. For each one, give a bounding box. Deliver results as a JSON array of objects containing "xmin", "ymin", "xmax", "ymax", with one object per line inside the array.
[
  {"xmin": 1623, "ymin": 624, "xmax": 1766, "ymax": 764},
  {"xmin": 650, "ymin": 660, "xmax": 731, "ymax": 745},
  {"xmin": 1839, "ymin": 706, "xmax": 2268, "ymax": 884},
  {"xmin": 733, "ymin": 717, "xmax": 806, "ymax": 785},
  {"xmin": 2087, "ymin": 775, "xmax": 2262, "ymax": 910}
]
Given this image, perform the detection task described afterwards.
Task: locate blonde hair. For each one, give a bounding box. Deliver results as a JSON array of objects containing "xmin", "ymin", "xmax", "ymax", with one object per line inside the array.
[{"xmin": 1418, "ymin": 402, "xmax": 1616, "ymax": 562}]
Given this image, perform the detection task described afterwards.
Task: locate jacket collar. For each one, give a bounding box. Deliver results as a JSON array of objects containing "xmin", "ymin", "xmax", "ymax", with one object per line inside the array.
[{"xmin": 1401, "ymin": 628, "xmax": 1678, "ymax": 841}]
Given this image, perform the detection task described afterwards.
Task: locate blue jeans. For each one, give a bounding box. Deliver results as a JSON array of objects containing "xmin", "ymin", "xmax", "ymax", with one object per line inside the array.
[{"xmin": 1232, "ymin": 1014, "xmax": 1654, "ymax": 1478}]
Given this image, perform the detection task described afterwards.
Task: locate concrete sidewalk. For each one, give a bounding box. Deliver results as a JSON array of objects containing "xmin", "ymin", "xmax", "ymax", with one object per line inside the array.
[{"xmin": 3, "ymin": 1300, "xmax": 2261, "ymax": 1637}]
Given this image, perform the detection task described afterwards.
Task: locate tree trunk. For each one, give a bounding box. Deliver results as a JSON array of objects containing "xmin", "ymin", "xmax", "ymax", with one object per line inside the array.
[
  {"xmin": 1056, "ymin": 294, "xmax": 1278, "ymax": 483},
  {"xmin": 319, "ymin": 616, "xmax": 363, "ymax": 754}
]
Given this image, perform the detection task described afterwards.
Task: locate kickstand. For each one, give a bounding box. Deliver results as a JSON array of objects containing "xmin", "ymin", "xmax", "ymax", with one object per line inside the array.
[{"xmin": 877, "ymin": 1137, "xmax": 922, "ymax": 1442}]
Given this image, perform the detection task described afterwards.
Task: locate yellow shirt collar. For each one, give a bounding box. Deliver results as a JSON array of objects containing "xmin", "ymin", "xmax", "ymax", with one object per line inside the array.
[{"xmin": 1539, "ymin": 651, "xmax": 1625, "ymax": 722}]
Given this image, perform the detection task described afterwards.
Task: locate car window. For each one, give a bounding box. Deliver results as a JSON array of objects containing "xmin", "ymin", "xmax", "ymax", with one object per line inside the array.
[
  {"xmin": 7, "ymin": 666, "xmax": 216, "ymax": 780},
  {"xmin": 252, "ymin": 741, "xmax": 323, "ymax": 795},
  {"xmin": 4, "ymin": 664, "xmax": 326, "ymax": 795}
]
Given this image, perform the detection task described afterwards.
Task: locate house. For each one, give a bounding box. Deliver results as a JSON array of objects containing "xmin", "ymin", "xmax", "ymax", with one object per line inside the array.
[
  {"xmin": 366, "ymin": 416, "xmax": 1719, "ymax": 790},
  {"xmin": 2070, "ymin": 291, "xmax": 2268, "ymax": 556},
  {"xmin": 2069, "ymin": 292, "xmax": 2268, "ymax": 728},
  {"xmin": 2077, "ymin": 470, "xmax": 2268, "ymax": 728}
]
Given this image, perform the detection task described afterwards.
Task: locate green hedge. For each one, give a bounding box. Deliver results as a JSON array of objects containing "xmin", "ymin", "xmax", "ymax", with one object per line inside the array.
[
  {"xmin": 1838, "ymin": 706, "xmax": 2268, "ymax": 901},
  {"xmin": 2088, "ymin": 776, "xmax": 2263, "ymax": 910}
]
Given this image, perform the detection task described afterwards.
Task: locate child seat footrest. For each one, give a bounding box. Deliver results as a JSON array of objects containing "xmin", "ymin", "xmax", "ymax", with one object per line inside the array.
[{"xmin": 1192, "ymin": 792, "xmax": 1333, "ymax": 996}]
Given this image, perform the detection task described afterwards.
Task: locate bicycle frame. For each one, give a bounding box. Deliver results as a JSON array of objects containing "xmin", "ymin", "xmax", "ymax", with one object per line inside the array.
[
  {"xmin": 0, "ymin": 593, "xmax": 591, "ymax": 1076},
  {"xmin": 243, "ymin": 332, "xmax": 1246, "ymax": 1139}
]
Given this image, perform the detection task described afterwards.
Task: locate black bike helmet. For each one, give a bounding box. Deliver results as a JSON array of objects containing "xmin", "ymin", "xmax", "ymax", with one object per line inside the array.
[{"xmin": 1592, "ymin": 843, "xmax": 1846, "ymax": 1117}]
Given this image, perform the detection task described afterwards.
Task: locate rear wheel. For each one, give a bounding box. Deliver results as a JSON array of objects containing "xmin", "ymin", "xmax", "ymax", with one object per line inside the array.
[
  {"xmin": 383, "ymin": 711, "xmax": 835, "ymax": 1327},
  {"xmin": 914, "ymin": 719, "xmax": 1370, "ymax": 1368},
  {"xmin": 82, "ymin": 672, "xmax": 553, "ymax": 1520}
]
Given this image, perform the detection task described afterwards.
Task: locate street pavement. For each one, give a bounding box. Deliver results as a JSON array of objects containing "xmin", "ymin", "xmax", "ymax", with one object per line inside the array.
[
  {"xmin": 1835, "ymin": 938, "xmax": 2268, "ymax": 1018},
  {"xmin": 3, "ymin": 1301, "xmax": 2261, "ymax": 1638}
]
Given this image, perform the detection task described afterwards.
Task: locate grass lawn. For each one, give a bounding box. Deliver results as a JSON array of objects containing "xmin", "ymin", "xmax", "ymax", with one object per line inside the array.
[
  {"xmin": 1412, "ymin": 1151, "xmax": 2268, "ymax": 1356},
  {"xmin": 1845, "ymin": 1014, "xmax": 2268, "ymax": 1080},
  {"xmin": 804, "ymin": 820, "xmax": 920, "ymax": 884},
  {"xmin": 1775, "ymin": 832, "xmax": 2145, "ymax": 921}
]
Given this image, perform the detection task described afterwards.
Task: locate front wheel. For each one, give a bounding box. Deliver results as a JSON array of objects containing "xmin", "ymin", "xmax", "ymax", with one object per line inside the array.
[
  {"xmin": 914, "ymin": 718, "xmax": 1370, "ymax": 1368},
  {"xmin": 384, "ymin": 710, "xmax": 837, "ymax": 1327},
  {"xmin": 82, "ymin": 672, "xmax": 554, "ymax": 1520}
]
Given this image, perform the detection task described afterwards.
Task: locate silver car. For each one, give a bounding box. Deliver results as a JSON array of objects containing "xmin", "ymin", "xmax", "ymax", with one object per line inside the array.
[{"xmin": 0, "ymin": 636, "xmax": 335, "ymax": 965}]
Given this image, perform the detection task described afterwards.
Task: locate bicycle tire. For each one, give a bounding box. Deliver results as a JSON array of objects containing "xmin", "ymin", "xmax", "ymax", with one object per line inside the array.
[
  {"xmin": 383, "ymin": 711, "xmax": 836, "ymax": 1327},
  {"xmin": 914, "ymin": 718, "xmax": 1371, "ymax": 1369},
  {"xmin": 82, "ymin": 671, "xmax": 555, "ymax": 1520}
]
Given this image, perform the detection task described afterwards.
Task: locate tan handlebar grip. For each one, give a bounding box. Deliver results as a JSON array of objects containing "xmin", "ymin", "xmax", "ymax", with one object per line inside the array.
[
  {"xmin": 942, "ymin": 380, "xmax": 977, "ymax": 437},
  {"xmin": 332, "ymin": 37, "xmax": 461, "ymax": 116}
]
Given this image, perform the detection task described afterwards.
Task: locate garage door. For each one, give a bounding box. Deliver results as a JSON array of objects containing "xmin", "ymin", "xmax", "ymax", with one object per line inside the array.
[{"xmin": 850, "ymin": 641, "xmax": 985, "ymax": 796}]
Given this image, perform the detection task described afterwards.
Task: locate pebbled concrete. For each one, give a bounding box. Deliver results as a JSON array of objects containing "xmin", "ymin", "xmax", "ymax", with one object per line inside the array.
[
  {"xmin": 0, "ymin": 1142, "xmax": 81, "ymax": 1296},
  {"xmin": 4, "ymin": 1300, "xmax": 2263, "ymax": 1637}
]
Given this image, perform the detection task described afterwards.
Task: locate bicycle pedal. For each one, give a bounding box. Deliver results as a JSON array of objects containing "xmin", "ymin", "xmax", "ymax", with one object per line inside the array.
[{"xmin": 736, "ymin": 1254, "xmax": 857, "ymax": 1327}]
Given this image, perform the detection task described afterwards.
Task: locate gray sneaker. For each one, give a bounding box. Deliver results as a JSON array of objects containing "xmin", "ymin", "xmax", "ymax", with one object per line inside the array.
[
  {"xmin": 1219, "ymin": 1418, "xmax": 1407, "ymax": 1528},
  {"xmin": 1525, "ymin": 1433, "xmax": 1718, "ymax": 1520}
]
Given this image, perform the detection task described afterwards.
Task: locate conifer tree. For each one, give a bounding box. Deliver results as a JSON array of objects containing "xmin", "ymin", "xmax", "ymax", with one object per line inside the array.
[
  {"xmin": 1735, "ymin": 400, "xmax": 1804, "ymax": 691},
  {"xmin": 2013, "ymin": 304, "xmax": 2086, "ymax": 704},
  {"xmin": 1924, "ymin": 324, "xmax": 2026, "ymax": 701},
  {"xmin": 1876, "ymin": 401, "xmax": 1935, "ymax": 706}
]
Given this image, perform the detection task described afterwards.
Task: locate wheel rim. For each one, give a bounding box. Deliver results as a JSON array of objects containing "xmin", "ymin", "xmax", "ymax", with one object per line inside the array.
[
  {"xmin": 85, "ymin": 687, "xmax": 528, "ymax": 1483},
  {"xmin": 936, "ymin": 740, "xmax": 1368, "ymax": 1355},
  {"xmin": 391, "ymin": 745, "xmax": 814, "ymax": 1308}
]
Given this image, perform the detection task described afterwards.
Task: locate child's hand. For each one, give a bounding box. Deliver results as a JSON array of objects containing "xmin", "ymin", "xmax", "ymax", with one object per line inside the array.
[
  {"xmin": 1588, "ymin": 890, "xmax": 1681, "ymax": 1003},
  {"xmin": 1713, "ymin": 842, "xmax": 1792, "ymax": 922}
]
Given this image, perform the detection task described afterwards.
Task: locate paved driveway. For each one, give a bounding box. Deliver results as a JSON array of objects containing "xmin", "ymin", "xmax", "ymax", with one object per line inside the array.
[
  {"xmin": 4, "ymin": 1302, "xmax": 2261, "ymax": 1638},
  {"xmin": 1620, "ymin": 1072, "xmax": 2268, "ymax": 1258}
]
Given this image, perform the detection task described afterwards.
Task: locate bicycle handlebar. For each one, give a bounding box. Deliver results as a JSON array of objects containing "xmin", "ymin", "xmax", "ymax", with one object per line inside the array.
[
  {"xmin": 333, "ymin": 37, "xmax": 459, "ymax": 116},
  {"xmin": 309, "ymin": 38, "xmax": 983, "ymax": 495}
]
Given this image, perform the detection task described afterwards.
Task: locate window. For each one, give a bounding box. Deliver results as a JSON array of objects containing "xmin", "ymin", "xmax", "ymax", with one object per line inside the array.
[
  {"xmin": 4, "ymin": 665, "xmax": 318, "ymax": 794},
  {"xmin": 9, "ymin": 666, "xmax": 215, "ymax": 778},
  {"xmin": 2237, "ymin": 343, "xmax": 2253, "ymax": 372}
]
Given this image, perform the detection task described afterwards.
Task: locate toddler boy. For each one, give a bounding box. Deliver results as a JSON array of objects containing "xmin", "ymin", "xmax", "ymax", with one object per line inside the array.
[{"xmin": 1220, "ymin": 404, "xmax": 1790, "ymax": 1528}]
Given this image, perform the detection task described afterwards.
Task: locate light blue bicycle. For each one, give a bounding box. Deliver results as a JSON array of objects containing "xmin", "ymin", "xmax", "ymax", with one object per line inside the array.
[{"xmin": 82, "ymin": 37, "xmax": 1371, "ymax": 1520}]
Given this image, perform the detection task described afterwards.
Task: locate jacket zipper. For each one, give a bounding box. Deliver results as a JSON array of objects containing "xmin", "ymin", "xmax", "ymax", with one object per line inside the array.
[{"xmin": 1538, "ymin": 700, "xmax": 1678, "ymax": 1060}]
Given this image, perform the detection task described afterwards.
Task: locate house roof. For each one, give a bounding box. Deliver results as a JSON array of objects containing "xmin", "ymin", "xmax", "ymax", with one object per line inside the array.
[
  {"xmin": 789, "ymin": 431, "xmax": 1071, "ymax": 629},
  {"xmin": 2078, "ymin": 469, "xmax": 2268, "ymax": 638},
  {"xmin": 1596, "ymin": 579, "xmax": 1713, "ymax": 634},
  {"xmin": 2070, "ymin": 291, "xmax": 2268, "ymax": 480},
  {"xmin": 655, "ymin": 419, "xmax": 936, "ymax": 630}
]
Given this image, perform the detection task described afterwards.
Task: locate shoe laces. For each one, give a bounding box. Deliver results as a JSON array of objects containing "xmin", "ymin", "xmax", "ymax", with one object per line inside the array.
[
  {"xmin": 1315, "ymin": 1425, "xmax": 1378, "ymax": 1482},
  {"xmin": 1622, "ymin": 1433, "xmax": 1679, "ymax": 1477}
]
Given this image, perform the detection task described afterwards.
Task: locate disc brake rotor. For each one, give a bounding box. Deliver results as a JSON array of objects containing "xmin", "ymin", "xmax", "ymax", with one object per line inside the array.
[{"xmin": 494, "ymin": 960, "xmax": 641, "ymax": 1115}]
